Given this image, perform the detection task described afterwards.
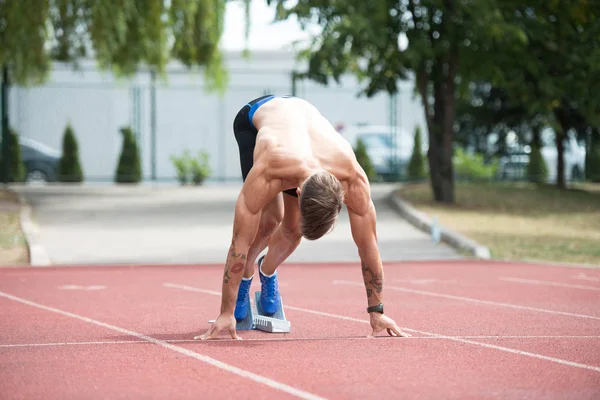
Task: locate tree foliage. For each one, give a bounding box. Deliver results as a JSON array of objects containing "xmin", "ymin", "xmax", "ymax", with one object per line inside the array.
[
  {"xmin": 353, "ymin": 138, "xmax": 376, "ymax": 182},
  {"xmin": 407, "ymin": 126, "xmax": 426, "ymax": 181},
  {"xmin": 267, "ymin": 0, "xmax": 528, "ymax": 203},
  {"xmin": 115, "ymin": 126, "xmax": 142, "ymax": 184},
  {"xmin": 485, "ymin": 0, "xmax": 600, "ymax": 188},
  {"xmin": 0, "ymin": 0, "xmax": 229, "ymax": 89},
  {"xmin": 58, "ymin": 123, "xmax": 84, "ymax": 183},
  {"xmin": 0, "ymin": 127, "xmax": 26, "ymax": 183}
]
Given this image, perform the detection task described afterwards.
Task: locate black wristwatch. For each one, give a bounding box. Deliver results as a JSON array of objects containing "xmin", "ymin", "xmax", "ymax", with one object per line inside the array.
[{"xmin": 367, "ymin": 303, "xmax": 384, "ymax": 314}]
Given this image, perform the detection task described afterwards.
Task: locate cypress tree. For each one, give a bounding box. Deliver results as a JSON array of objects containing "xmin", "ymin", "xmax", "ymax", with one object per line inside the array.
[
  {"xmin": 115, "ymin": 126, "xmax": 142, "ymax": 183},
  {"xmin": 57, "ymin": 123, "xmax": 84, "ymax": 183}
]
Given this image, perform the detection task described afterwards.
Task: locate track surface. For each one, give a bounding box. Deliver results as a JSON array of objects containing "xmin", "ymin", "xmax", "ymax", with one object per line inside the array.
[{"xmin": 1, "ymin": 259, "xmax": 599, "ymax": 399}]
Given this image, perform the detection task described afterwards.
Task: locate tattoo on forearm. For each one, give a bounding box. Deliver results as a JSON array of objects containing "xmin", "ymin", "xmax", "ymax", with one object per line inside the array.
[
  {"xmin": 223, "ymin": 235, "xmax": 247, "ymax": 284},
  {"xmin": 223, "ymin": 267, "xmax": 232, "ymax": 284},
  {"xmin": 361, "ymin": 261, "xmax": 383, "ymax": 298}
]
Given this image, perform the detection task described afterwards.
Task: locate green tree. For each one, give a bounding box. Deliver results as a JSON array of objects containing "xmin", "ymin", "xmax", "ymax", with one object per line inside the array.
[
  {"xmin": 0, "ymin": 128, "xmax": 26, "ymax": 183},
  {"xmin": 115, "ymin": 126, "xmax": 142, "ymax": 184},
  {"xmin": 527, "ymin": 126, "xmax": 548, "ymax": 184},
  {"xmin": 0, "ymin": 0, "xmax": 241, "ymax": 182},
  {"xmin": 407, "ymin": 126, "xmax": 426, "ymax": 181},
  {"xmin": 488, "ymin": 1, "xmax": 600, "ymax": 188},
  {"xmin": 57, "ymin": 123, "xmax": 84, "ymax": 183},
  {"xmin": 267, "ymin": 0, "xmax": 527, "ymax": 203},
  {"xmin": 354, "ymin": 138, "xmax": 376, "ymax": 182}
]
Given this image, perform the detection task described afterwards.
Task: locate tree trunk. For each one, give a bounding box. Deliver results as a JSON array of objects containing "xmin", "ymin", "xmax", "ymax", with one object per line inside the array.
[
  {"xmin": 416, "ymin": 60, "xmax": 456, "ymax": 204},
  {"xmin": 553, "ymin": 105, "xmax": 569, "ymax": 189},
  {"xmin": 555, "ymin": 129, "xmax": 566, "ymax": 188}
]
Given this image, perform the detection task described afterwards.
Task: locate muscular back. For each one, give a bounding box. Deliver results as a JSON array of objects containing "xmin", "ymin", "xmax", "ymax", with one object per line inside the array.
[{"xmin": 248, "ymin": 97, "xmax": 372, "ymax": 216}]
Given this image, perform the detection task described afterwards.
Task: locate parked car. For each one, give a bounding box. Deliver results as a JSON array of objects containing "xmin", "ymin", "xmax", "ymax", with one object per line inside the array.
[
  {"xmin": 337, "ymin": 124, "xmax": 427, "ymax": 179},
  {"xmin": 19, "ymin": 137, "xmax": 61, "ymax": 184},
  {"xmin": 498, "ymin": 128, "xmax": 586, "ymax": 182}
]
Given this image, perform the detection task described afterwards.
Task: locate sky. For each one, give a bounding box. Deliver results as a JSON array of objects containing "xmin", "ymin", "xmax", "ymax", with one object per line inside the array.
[
  {"xmin": 220, "ymin": 1, "xmax": 409, "ymax": 52},
  {"xmin": 220, "ymin": 1, "xmax": 317, "ymax": 51}
]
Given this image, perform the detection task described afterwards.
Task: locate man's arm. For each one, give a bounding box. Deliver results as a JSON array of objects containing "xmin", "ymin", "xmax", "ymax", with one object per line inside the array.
[
  {"xmin": 347, "ymin": 198, "xmax": 383, "ymax": 308},
  {"xmin": 346, "ymin": 175, "xmax": 411, "ymax": 337},
  {"xmin": 219, "ymin": 190, "xmax": 262, "ymax": 315}
]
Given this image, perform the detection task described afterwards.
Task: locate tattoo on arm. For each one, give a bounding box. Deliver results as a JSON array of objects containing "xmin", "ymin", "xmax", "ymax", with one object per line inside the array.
[
  {"xmin": 361, "ymin": 261, "xmax": 383, "ymax": 300},
  {"xmin": 222, "ymin": 237, "xmax": 247, "ymax": 284}
]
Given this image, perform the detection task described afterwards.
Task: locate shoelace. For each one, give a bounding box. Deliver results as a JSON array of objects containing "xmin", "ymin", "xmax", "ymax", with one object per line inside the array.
[{"xmin": 262, "ymin": 275, "xmax": 278, "ymax": 298}]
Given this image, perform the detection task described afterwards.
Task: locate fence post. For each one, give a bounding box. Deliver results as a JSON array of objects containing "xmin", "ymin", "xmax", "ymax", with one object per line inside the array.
[
  {"xmin": 150, "ymin": 70, "xmax": 157, "ymax": 182},
  {"xmin": 1, "ymin": 66, "xmax": 9, "ymax": 184}
]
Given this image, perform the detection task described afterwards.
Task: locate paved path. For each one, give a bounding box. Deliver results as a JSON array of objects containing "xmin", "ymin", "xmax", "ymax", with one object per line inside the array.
[{"xmin": 12, "ymin": 183, "xmax": 461, "ymax": 265}]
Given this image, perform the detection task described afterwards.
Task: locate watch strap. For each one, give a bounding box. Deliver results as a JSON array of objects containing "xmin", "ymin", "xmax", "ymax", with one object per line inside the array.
[{"xmin": 367, "ymin": 303, "xmax": 384, "ymax": 314}]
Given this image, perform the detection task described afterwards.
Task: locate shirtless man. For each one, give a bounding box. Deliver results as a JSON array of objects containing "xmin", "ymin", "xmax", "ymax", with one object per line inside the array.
[{"xmin": 196, "ymin": 94, "xmax": 411, "ymax": 340}]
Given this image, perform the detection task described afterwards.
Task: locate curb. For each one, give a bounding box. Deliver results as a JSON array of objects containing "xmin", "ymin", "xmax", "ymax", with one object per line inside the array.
[
  {"xmin": 387, "ymin": 190, "xmax": 491, "ymax": 260},
  {"xmin": 17, "ymin": 194, "xmax": 51, "ymax": 267}
]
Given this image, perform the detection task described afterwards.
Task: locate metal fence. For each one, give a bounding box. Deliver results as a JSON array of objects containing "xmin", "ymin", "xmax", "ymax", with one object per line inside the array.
[{"xmin": 5, "ymin": 61, "xmax": 426, "ymax": 185}]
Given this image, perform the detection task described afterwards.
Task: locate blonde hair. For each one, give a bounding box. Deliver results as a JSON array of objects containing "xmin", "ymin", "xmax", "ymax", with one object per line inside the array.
[{"xmin": 299, "ymin": 170, "xmax": 345, "ymax": 240}]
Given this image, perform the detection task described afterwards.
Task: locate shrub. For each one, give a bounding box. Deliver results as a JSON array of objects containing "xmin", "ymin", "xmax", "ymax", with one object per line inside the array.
[
  {"xmin": 0, "ymin": 127, "xmax": 26, "ymax": 183},
  {"xmin": 527, "ymin": 142, "xmax": 548, "ymax": 183},
  {"xmin": 115, "ymin": 126, "xmax": 142, "ymax": 183},
  {"xmin": 170, "ymin": 150, "xmax": 192, "ymax": 185},
  {"xmin": 190, "ymin": 151, "xmax": 211, "ymax": 185},
  {"xmin": 407, "ymin": 126, "xmax": 426, "ymax": 182},
  {"xmin": 57, "ymin": 123, "xmax": 84, "ymax": 183},
  {"xmin": 170, "ymin": 149, "xmax": 212, "ymax": 185},
  {"xmin": 354, "ymin": 137, "xmax": 377, "ymax": 181},
  {"xmin": 585, "ymin": 138, "xmax": 600, "ymax": 182},
  {"xmin": 453, "ymin": 147, "xmax": 498, "ymax": 181}
]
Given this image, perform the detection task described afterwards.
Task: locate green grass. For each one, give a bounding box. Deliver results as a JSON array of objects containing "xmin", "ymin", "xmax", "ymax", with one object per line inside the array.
[
  {"xmin": 397, "ymin": 182, "xmax": 600, "ymax": 266},
  {"xmin": 0, "ymin": 189, "xmax": 29, "ymax": 266}
]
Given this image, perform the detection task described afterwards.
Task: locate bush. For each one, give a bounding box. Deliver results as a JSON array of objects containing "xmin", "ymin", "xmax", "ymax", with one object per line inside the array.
[
  {"xmin": 527, "ymin": 142, "xmax": 548, "ymax": 183},
  {"xmin": 354, "ymin": 138, "xmax": 377, "ymax": 181},
  {"xmin": 190, "ymin": 151, "xmax": 211, "ymax": 185},
  {"xmin": 170, "ymin": 149, "xmax": 211, "ymax": 185},
  {"xmin": 585, "ymin": 138, "xmax": 600, "ymax": 182},
  {"xmin": 170, "ymin": 150, "xmax": 192, "ymax": 185},
  {"xmin": 407, "ymin": 126, "xmax": 426, "ymax": 182},
  {"xmin": 453, "ymin": 147, "xmax": 498, "ymax": 181},
  {"xmin": 115, "ymin": 126, "xmax": 142, "ymax": 183},
  {"xmin": 0, "ymin": 127, "xmax": 26, "ymax": 183},
  {"xmin": 57, "ymin": 123, "xmax": 84, "ymax": 183}
]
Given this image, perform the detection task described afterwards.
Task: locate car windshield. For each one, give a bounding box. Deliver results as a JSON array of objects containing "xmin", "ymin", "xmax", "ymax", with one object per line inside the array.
[{"xmin": 20, "ymin": 137, "xmax": 61, "ymax": 156}]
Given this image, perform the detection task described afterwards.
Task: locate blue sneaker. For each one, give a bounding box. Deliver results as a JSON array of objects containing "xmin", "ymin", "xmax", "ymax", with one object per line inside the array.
[
  {"xmin": 258, "ymin": 256, "xmax": 281, "ymax": 316},
  {"xmin": 234, "ymin": 276, "xmax": 252, "ymax": 321}
]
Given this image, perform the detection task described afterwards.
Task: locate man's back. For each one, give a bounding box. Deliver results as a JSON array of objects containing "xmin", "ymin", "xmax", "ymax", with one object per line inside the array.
[{"xmin": 252, "ymin": 97, "xmax": 358, "ymax": 184}]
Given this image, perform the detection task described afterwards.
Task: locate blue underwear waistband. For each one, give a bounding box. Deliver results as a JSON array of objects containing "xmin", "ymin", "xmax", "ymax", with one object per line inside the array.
[{"xmin": 247, "ymin": 95, "xmax": 293, "ymax": 128}]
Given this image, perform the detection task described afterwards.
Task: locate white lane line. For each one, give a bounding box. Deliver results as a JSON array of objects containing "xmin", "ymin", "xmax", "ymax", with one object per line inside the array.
[
  {"xmin": 164, "ymin": 283, "xmax": 600, "ymax": 374},
  {"xmin": 3, "ymin": 335, "xmax": 600, "ymax": 349},
  {"xmin": 0, "ymin": 290, "xmax": 325, "ymax": 400},
  {"xmin": 500, "ymin": 277, "xmax": 600, "ymax": 291},
  {"xmin": 572, "ymin": 272, "xmax": 600, "ymax": 282},
  {"xmin": 283, "ymin": 306, "xmax": 600, "ymax": 374},
  {"xmin": 0, "ymin": 340, "xmax": 146, "ymax": 348},
  {"xmin": 163, "ymin": 282, "xmax": 221, "ymax": 295},
  {"xmin": 333, "ymin": 280, "xmax": 600, "ymax": 321}
]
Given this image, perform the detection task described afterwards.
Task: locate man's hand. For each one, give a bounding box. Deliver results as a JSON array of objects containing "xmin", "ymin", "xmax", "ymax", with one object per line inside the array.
[
  {"xmin": 368, "ymin": 313, "xmax": 412, "ymax": 338},
  {"xmin": 194, "ymin": 313, "xmax": 241, "ymax": 340}
]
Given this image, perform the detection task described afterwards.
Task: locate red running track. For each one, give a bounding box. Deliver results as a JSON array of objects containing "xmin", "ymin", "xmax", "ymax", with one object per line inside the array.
[{"xmin": 1, "ymin": 259, "xmax": 599, "ymax": 399}]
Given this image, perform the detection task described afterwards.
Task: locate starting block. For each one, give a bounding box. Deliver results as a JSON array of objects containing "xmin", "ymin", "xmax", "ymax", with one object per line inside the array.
[{"xmin": 232, "ymin": 291, "xmax": 291, "ymax": 333}]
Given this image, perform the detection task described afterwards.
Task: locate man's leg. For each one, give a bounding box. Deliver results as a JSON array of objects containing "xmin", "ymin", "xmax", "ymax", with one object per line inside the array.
[
  {"xmin": 234, "ymin": 193, "xmax": 283, "ymax": 320},
  {"xmin": 258, "ymin": 192, "xmax": 303, "ymax": 315}
]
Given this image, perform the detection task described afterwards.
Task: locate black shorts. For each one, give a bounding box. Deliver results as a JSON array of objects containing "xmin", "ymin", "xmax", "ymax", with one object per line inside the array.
[{"xmin": 233, "ymin": 94, "xmax": 298, "ymax": 197}]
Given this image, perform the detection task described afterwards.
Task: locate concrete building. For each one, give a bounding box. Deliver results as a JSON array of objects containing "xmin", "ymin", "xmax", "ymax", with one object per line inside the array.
[{"xmin": 8, "ymin": 50, "xmax": 427, "ymax": 183}]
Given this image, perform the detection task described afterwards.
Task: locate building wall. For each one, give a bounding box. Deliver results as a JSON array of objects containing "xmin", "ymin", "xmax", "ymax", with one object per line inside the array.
[{"xmin": 8, "ymin": 50, "xmax": 426, "ymax": 182}]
